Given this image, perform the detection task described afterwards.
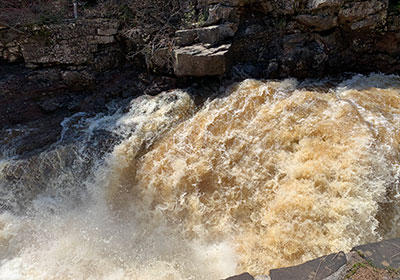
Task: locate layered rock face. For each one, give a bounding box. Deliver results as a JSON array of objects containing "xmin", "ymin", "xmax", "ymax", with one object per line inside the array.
[
  {"xmin": 0, "ymin": 18, "xmax": 122, "ymax": 80},
  {"xmin": 0, "ymin": 19, "xmax": 177, "ymax": 156},
  {"xmin": 174, "ymin": 0, "xmax": 400, "ymax": 77},
  {"xmin": 0, "ymin": 19, "xmax": 124, "ymax": 156},
  {"xmin": 1, "ymin": 0, "xmax": 399, "ymax": 79}
]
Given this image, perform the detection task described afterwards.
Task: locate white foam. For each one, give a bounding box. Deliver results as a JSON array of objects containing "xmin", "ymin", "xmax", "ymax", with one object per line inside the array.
[{"xmin": 1, "ymin": 75, "xmax": 400, "ymax": 278}]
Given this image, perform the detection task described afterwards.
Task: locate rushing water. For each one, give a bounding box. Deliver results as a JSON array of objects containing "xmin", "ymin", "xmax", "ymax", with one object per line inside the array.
[{"xmin": 1, "ymin": 74, "xmax": 400, "ymax": 279}]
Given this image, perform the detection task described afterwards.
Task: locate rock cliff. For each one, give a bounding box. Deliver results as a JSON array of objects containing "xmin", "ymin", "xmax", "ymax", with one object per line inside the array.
[
  {"xmin": 1, "ymin": 0, "xmax": 400, "ymax": 79},
  {"xmin": 173, "ymin": 0, "xmax": 400, "ymax": 78}
]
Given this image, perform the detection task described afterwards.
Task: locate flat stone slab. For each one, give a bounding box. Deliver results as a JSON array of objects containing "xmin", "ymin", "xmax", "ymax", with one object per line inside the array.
[
  {"xmin": 352, "ymin": 237, "xmax": 400, "ymax": 269},
  {"xmin": 174, "ymin": 43, "xmax": 232, "ymax": 77},
  {"xmin": 225, "ymin": 272, "xmax": 254, "ymax": 280},
  {"xmin": 197, "ymin": 24, "xmax": 236, "ymax": 45},
  {"xmin": 269, "ymin": 252, "xmax": 346, "ymax": 280}
]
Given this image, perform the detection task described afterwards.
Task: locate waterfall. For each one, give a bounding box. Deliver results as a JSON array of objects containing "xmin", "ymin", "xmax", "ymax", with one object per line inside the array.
[{"xmin": 1, "ymin": 74, "xmax": 400, "ymax": 279}]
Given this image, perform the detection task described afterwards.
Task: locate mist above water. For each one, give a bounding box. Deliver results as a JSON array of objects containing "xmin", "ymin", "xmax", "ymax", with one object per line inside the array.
[{"xmin": 1, "ymin": 74, "xmax": 400, "ymax": 279}]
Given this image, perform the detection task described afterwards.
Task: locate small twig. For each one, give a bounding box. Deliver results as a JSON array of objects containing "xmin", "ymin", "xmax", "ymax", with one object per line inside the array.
[
  {"xmin": 313, "ymin": 258, "xmax": 324, "ymax": 280},
  {"xmin": 73, "ymin": 0, "xmax": 78, "ymax": 19},
  {"xmin": 388, "ymin": 241, "xmax": 400, "ymax": 251},
  {"xmin": 0, "ymin": 20, "xmax": 25, "ymax": 34},
  {"xmin": 389, "ymin": 251, "xmax": 400, "ymax": 261}
]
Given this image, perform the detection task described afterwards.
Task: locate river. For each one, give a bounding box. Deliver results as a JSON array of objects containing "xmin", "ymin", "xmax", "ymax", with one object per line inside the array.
[{"xmin": 1, "ymin": 73, "xmax": 400, "ymax": 279}]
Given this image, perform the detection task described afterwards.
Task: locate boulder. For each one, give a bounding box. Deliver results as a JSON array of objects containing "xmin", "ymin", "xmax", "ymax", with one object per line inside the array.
[
  {"xmin": 150, "ymin": 47, "xmax": 171, "ymax": 72},
  {"xmin": 295, "ymin": 14, "xmax": 338, "ymax": 31},
  {"xmin": 175, "ymin": 23, "xmax": 236, "ymax": 46},
  {"xmin": 61, "ymin": 70, "xmax": 95, "ymax": 91},
  {"xmin": 197, "ymin": 24, "xmax": 236, "ymax": 44},
  {"xmin": 175, "ymin": 29, "xmax": 198, "ymax": 46},
  {"xmin": 173, "ymin": 43, "xmax": 232, "ymax": 77},
  {"xmin": 207, "ymin": 4, "xmax": 237, "ymax": 24}
]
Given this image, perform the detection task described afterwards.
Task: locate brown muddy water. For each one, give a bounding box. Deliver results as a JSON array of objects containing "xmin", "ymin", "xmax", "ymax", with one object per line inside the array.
[{"xmin": 1, "ymin": 74, "xmax": 400, "ymax": 279}]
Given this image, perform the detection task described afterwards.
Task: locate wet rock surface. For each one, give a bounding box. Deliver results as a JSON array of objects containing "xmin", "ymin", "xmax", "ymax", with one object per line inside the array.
[
  {"xmin": 269, "ymin": 252, "xmax": 347, "ymax": 280},
  {"xmin": 352, "ymin": 238, "xmax": 400, "ymax": 269},
  {"xmin": 0, "ymin": 62, "xmax": 175, "ymax": 157},
  {"xmin": 225, "ymin": 237, "xmax": 400, "ymax": 280}
]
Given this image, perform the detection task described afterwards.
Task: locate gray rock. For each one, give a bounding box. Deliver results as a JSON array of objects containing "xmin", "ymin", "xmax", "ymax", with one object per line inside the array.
[
  {"xmin": 270, "ymin": 252, "xmax": 347, "ymax": 280},
  {"xmin": 245, "ymin": 24, "xmax": 265, "ymax": 36},
  {"xmin": 270, "ymin": 0, "xmax": 298, "ymax": 15},
  {"xmin": 61, "ymin": 71, "xmax": 95, "ymax": 91},
  {"xmin": 173, "ymin": 43, "xmax": 232, "ymax": 77},
  {"xmin": 151, "ymin": 47, "xmax": 171, "ymax": 71},
  {"xmin": 339, "ymin": 0, "xmax": 387, "ymax": 24},
  {"xmin": 207, "ymin": 4, "xmax": 237, "ymax": 24},
  {"xmin": 347, "ymin": 12, "xmax": 387, "ymax": 30},
  {"xmin": 197, "ymin": 24, "xmax": 236, "ymax": 44},
  {"xmin": 225, "ymin": 272, "xmax": 254, "ymax": 280},
  {"xmin": 176, "ymin": 24, "xmax": 236, "ymax": 47},
  {"xmin": 295, "ymin": 14, "xmax": 338, "ymax": 31},
  {"xmin": 176, "ymin": 29, "xmax": 198, "ymax": 46},
  {"xmin": 321, "ymin": 264, "xmax": 346, "ymax": 280},
  {"xmin": 16, "ymin": 19, "xmax": 119, "ymax": 67},
  {"xmin": 39, "ymin": 96, "xmax": 69, "ymax": 112},
  {"xmin": 352, "ymin": 237, "xmax": 400, "ymax": 269}
]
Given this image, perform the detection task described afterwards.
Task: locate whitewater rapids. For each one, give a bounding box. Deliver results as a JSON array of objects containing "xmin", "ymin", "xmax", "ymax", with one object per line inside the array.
[{"xmin": 1, "ymin": 73, "xmax": 400, "ymax": 279}]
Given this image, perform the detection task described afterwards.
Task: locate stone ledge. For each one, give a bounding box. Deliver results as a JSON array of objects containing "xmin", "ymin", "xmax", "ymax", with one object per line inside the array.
[
  {"xmin": 173, "ymin": 43, "xmax": 232, "ymax": 77},
  {"xmin": 0, "ymin": 18, "xmax": 119, "ymax": 67},
  {"xmin": 176, "ymin": 23, "xmax": 237, "ymax": 46}
]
